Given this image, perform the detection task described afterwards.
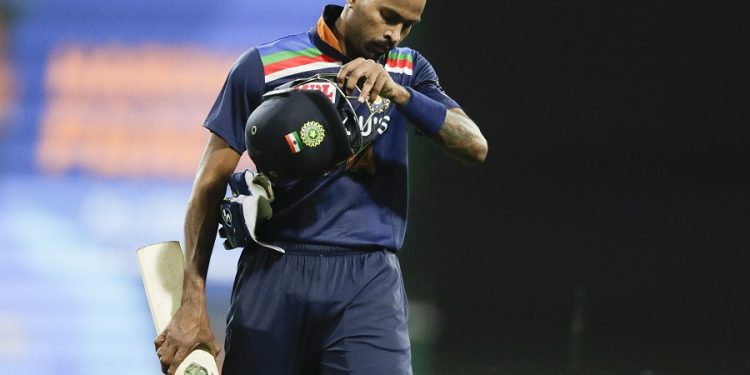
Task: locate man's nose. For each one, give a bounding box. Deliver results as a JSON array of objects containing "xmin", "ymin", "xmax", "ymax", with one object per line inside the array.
[{"xmin": 384, "ymin": 24, "xmax": 403, "ymax": 44}]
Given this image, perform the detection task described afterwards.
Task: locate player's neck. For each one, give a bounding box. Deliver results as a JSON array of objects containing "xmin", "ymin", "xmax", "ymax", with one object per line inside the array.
[{"xmin": 333, "ymin": 16, "xmax": 348, "ymax": 56}]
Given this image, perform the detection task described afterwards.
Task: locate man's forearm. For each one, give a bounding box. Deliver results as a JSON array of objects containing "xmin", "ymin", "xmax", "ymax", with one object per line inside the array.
[
  {"xmin": 390, "ymin": 86, "xmax": 488, "ymax": 163},
  {"xmin": 181, "ymin": 173, "xmax": 231, "ymax": 305},
  {"xmin": 154, "ymin": 135, "xmax": 237, "ymax": 374},
  {"xmin": 433, "ymin": 108, "xmax": 488, "ymax": 164}
]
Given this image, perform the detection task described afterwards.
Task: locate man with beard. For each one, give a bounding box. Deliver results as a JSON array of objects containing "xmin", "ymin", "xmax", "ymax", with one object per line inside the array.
[{"xmin": 155, "ymin": 1, "xmax": 487, "ymax": 374}]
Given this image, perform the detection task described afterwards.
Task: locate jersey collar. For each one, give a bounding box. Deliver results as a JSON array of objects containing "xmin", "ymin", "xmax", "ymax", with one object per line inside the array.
[{"xmin": 309, "ymin": 5, "xmax": 350, "ymax": 63}]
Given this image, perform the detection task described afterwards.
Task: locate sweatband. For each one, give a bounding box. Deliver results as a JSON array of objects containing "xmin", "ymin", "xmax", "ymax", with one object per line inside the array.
[{"xmin": 401, "ymin": 87, "xmax": 448, "ymax": 135}]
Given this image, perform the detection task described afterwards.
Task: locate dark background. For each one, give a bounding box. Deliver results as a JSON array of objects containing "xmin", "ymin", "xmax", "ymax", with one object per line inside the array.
[{"xmin": 401, "ymin": 1, "xmax": 749, "ymax": 374}]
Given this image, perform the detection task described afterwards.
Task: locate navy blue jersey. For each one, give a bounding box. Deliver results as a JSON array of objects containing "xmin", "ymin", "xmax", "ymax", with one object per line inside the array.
[{"xmin": 204, "ymin": 5, "xmax": 459, "ymax": 251}]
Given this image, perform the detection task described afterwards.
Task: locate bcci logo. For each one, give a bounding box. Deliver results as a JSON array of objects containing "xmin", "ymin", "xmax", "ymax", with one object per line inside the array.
[
  {"xmin": 300, "ymin": 121, "xmax": 325, "ymax": 148},
  {"xmin": 367, "ymin": 95, "xmax": 391, "ymax": 113}
]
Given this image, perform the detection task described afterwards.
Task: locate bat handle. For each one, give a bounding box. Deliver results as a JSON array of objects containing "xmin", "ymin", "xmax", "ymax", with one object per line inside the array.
[{"xmin": 175, "ymin": 349, "xmax": 220, "ymax": 375}]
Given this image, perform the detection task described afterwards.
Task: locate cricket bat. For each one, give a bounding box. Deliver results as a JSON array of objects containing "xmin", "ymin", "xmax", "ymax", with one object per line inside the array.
[{"xmin": 136, "ymin": 241, "xmax": 220, "ymax": 375}]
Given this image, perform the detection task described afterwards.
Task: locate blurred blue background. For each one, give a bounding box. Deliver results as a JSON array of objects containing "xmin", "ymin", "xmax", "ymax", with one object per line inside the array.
[{"xmin": 0, "ymin": 1, "xmax": 335, "ymax": 373}]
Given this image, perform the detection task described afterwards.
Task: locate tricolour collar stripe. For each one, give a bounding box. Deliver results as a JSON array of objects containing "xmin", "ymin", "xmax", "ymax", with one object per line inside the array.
[
  {"xmin": 385, "ymin": 50, "xmax": 413, "ymax": 74},
  {"xmin": 264, "ymin": 53, "xmax": 338, "ymax": 76},
  {"xmin": 265, "ymin": 61, "xmax": 343, "ymax": 83},
  {"xmin": 387, "ymin": 51, "xmax": 414, "ymax": 62},
  {"xmin": 262, "ymin": 47, "xmax": 324, "ymax": 65},
  {"xmin": 384, "ymin": 65, "xmax": 413, "ymax": 76}
]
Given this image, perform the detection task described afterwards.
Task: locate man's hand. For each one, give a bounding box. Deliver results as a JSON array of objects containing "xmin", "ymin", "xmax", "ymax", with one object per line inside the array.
[
  {"xmin": 337, "ymin": 58, "xmax": 410, "ymax": 105},
  {"xmin": 154, "ymin": 304, "xmax": 220, "ymax": 375},
  {"xmin": 338, "ymin": 59, "xmax": 488, "ymax": 163}
]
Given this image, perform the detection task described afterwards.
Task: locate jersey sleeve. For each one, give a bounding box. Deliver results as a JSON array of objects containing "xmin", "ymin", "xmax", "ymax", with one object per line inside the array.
[
  {"xmin": 410, "ymin": 51, "xmax": 460, "ymax": 110},
  {"xmin": 203, "ymin": 47, "xmax": 265, "ymax": 154}
]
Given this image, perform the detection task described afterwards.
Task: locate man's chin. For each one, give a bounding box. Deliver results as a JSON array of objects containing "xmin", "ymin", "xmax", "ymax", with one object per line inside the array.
[
  {"xmin": 362, "ymin": 46, "xmax": 389, "ymax": 60},
  {"xmin": 358, "ymin": 51, "xmax": 381, "ymax": 60},
  {"xmin": 347, "ymin": 46, "xmax": 387, "ymax": 60}
]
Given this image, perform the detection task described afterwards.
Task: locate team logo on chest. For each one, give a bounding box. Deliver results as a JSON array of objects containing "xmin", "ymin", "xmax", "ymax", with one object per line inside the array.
[{"xmin": 367, "ymin": 95, "xmax": 391, "ymax": 114}]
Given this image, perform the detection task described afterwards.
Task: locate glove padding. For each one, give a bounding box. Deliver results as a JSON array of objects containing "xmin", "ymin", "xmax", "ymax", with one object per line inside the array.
[{"xmin": 218, "ymin": 169, "xmax": 284, "ymax": 253}]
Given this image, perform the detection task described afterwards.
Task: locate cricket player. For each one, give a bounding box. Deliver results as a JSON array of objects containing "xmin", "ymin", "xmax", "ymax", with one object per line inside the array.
[{"xmin": 154, "ymin": 0, "xmax": 488, "ymax": 374}]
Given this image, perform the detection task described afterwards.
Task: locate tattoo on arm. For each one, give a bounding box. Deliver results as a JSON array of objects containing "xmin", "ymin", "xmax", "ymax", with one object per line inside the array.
[{"xmin": 434, "ymin": 109, "xmax": 487, "ymax": 163}]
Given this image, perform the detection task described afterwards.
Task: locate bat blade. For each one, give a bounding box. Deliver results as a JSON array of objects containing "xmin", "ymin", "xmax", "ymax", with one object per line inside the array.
[{"xmin": 136, "ymin": 241, "xmax": 220, "ymax": 375}]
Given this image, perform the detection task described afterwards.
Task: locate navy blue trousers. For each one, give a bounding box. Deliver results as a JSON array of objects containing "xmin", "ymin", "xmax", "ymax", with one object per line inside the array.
[{"xmin": 222, "ymin": 243, "xmax": 412, "ymax": 375}]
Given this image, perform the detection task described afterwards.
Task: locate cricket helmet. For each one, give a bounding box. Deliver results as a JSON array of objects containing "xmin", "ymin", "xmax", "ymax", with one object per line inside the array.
[{"xmin": 245, "ymin": 73, "xmax": 385, "ymax": 181}]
